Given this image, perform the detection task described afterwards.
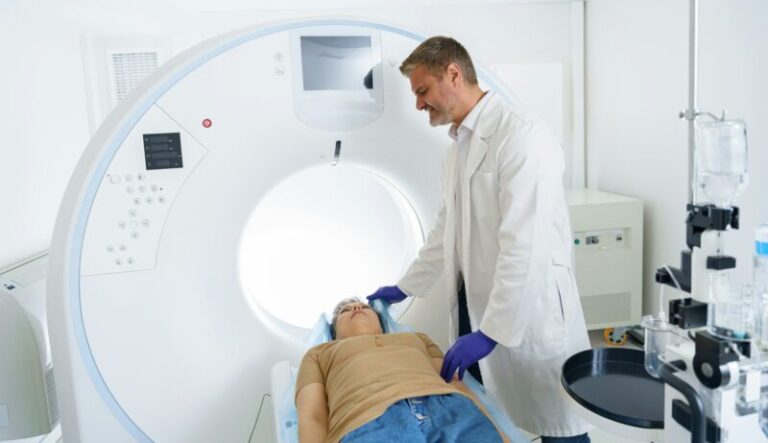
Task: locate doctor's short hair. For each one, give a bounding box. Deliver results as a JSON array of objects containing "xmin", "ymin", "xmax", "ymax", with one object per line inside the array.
[
  {"xmin": 329, "ymin": 297, "xmax": 384, "ymax": 340},
  {"xmin": 399, "ymin": 36, "xmax": 478, "ymax": 85}
]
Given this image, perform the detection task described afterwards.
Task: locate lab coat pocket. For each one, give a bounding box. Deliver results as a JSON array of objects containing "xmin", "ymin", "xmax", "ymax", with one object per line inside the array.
[
  {"xmin": 521, "ymin": 266, "xmax": 567, "ymax": 351},
  {"xmin": 469, "ymin": 172, "xmax": 498, "ymax": 220},
  {"xmin": 553, "ymin": 266, "xmax": 567, "ymax": 324},
  {"xmin": 546, "ymin": 264, "xmax": 570, "ymax": 337},
  {"xmin": 551, "ymin": 261, "xmax": 591, "ymax": 355},
  {"xmin": 551, "ymin": 251, "xmax": 573, "ymax": 324}
]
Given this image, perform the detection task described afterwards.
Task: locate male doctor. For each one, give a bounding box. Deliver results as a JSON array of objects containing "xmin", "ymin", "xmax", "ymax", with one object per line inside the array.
[{"xmin": 367, "ymin": 37, "xmax": 592, "ymax": 442}]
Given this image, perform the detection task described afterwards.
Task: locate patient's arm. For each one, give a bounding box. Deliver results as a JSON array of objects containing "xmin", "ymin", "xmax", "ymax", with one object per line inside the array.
[
  {"xmin": 431, "ymin": 358, "xmax": 510, "ymax": 443},
  {"xmin": 296, "ymin": 382, "xmax": 329, "ymax": 443}
]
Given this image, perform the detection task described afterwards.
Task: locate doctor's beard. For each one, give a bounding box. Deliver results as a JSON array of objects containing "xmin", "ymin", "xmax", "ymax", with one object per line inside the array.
[{"xmin": 427, "ymin": 105, "xmax": 452, "ymax": 127}]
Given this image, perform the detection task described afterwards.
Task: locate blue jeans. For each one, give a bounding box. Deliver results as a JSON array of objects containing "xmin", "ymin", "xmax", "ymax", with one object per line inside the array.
[
  {"xmin": 541, "ymin": 433, "xmax": 591, "ymax": 443},
  {"xmin": 340, "ymin": 393, "xmax": 503, "ymax": 443}
]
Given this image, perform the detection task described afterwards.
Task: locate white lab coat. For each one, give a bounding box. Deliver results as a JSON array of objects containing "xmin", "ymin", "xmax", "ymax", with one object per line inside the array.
[{"xmin": 398, "ymin": 93, "xmax": 591, "ymax": 437}]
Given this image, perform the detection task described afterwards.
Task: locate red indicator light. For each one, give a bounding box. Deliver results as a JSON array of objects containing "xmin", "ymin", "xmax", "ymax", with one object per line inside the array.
[{"xmin": 202, "ymin": 118, "xmax": 212, "ymax": 128}]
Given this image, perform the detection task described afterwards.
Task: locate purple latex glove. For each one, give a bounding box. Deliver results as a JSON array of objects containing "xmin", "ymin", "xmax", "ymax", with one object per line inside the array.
[
  {"xmin": 440, "ymin": 330, "xmax": 497, "ymax": 382},
  {"xmin": 366, "ymin": 285, "xmax": 407, "ymax": 304}
]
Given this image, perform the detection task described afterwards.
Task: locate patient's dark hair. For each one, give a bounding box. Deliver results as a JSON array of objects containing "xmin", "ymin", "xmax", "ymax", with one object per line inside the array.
[{"xmin": 329, "ymin": 297, "xmax": 385, "ymax": 340}]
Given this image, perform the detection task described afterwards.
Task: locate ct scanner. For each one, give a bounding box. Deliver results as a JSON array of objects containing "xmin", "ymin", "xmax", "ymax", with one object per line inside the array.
[{"xmin": 47, "ymin": 18, "xmax": 519, "ymax": 442}]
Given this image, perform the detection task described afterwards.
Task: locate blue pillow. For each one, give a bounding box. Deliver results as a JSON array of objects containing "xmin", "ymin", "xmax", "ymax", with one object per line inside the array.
[{"xmin": 304, "ymin": 299, "xmax": 413, "ymax": 347}]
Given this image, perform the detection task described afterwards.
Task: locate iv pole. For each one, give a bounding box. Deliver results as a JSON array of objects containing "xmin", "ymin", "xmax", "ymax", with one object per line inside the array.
[
  {"xmin": 680, "ymin": 0, "xmax": 727, "ymax": 204},
  {"xmin": 683, "ymin": 0, "xmax": 699, "ymax": 204}
]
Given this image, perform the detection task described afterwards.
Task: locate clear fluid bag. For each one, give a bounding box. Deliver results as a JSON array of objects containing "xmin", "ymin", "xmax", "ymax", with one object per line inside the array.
[{"xmin": 695, "ymin": 119, "xmax": 748, "ymax": 208}]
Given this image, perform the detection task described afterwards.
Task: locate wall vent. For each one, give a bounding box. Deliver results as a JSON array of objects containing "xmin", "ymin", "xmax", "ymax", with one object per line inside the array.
[
  {"xmin": 108, "ymin": 50, "xmax": 160, "ymax": 105},
  {"xmin": 81, "ymin": 35, "xmax": 171, "ymax": 135}
]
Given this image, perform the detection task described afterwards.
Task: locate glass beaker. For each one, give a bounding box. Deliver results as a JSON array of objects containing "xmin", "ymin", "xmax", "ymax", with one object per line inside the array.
[
  {"xmin": 642, "ymin": 315, "xmax": 676, "ymax": 378},
  {"xmin": 695, "ymin": 119, "xmax": 748, "ymax": 208}
]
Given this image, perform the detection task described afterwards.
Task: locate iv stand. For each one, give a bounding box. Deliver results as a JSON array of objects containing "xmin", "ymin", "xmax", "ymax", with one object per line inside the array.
[
  {"xmin": 683, "ymin": 0, "xmax": 699, "ymax": 204},
  {"xmin": 679, "ymin": 0, "xmax": 727, "ymax": 205}
]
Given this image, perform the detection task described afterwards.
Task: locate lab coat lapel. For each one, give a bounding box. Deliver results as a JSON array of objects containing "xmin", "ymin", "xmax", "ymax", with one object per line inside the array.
[{"xmin": 464, "ymin": 94, "xmax": 502, "ymax": 178}]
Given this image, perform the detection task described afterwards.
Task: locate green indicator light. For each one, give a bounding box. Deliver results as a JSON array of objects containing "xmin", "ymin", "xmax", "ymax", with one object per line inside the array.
[{"xmin": 574, "ymin": 239, "xmax": 580, "ymax": 245}]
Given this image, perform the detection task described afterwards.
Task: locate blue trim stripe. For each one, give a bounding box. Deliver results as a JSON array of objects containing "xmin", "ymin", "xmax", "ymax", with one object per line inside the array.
[
  {"xmin": 68, "ymin": 18, "xmax": 515, "ymax": 441},
  {"xmin": 757, "ymin": 241, "xmax": 768, "ymax": 257}
]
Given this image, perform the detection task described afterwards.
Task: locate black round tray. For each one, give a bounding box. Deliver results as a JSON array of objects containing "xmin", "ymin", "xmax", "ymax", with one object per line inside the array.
[{"xmin": 561, "ymin": 348, "xmax": 665, "ymax": 429}]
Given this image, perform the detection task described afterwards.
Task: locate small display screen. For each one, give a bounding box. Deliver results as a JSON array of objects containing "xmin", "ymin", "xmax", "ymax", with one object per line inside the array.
[
  {"xmin": 143, "ymin": 133, "xmax": 183, "ymax": 170},
  {"xmin": 300, "ymin": 36, "xmax": 374, "ymax": 91}
]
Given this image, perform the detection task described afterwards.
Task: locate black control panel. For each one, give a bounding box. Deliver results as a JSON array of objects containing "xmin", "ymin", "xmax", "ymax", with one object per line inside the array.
[{"xmin": 143, "ymin": 133, "xmax": 183, "ymax": 170}]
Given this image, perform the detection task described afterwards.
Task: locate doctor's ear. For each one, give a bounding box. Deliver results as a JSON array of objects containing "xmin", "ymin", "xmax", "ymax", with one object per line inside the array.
[{"xmin": 445, "ymin": 63, "xmax": 462, "ymax": 86}]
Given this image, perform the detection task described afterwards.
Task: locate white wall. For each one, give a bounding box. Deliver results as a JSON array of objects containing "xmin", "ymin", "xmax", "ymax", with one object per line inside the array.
[
  {"xmin": 586, "ymin": 0, "xmax": 768, "ymax": 315},
  {"xmin": 0, "ymin": 4, "xmax": 91, "ymax": 267},
  {"xmin": 0, "ymin": 0, "xmax": 580, "ymax": 267}
]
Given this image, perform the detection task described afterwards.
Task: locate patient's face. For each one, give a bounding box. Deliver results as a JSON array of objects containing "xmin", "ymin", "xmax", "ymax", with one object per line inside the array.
[{"xmin": 335, "ymin": 302, "xmax": 383, "ymax": 340}]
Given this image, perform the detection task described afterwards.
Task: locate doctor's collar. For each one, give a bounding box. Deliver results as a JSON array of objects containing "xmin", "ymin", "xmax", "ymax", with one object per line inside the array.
[{"xmin": 448, "ymin": 90, "xmax": 493, "ymax": 141}]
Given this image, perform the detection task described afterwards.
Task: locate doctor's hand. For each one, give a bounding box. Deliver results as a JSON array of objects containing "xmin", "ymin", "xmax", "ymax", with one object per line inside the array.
[
  {"xmin": 441, "ymin": 330, "xmax": 497, "ymax": 382},
  {"xmin": 366, "ymin": 286, "xmax": 408, "ymax": 304}
]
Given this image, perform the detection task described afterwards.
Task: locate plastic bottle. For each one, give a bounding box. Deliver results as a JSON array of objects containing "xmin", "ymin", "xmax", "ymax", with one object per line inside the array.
[
  {"xmin": 756, "ymin": 224, "xmax": 768, "ymax": 292},
  {"xmin": 755, "ymin": 224, "xmax": 768, "ymax": 437},
  {"xmin": 755, "ymin": 224, "xmax": 768, "ymax": 345}
]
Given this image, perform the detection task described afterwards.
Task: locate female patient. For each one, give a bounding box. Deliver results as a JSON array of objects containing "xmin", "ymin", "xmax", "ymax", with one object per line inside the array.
[{"xmin": 295, "ymin": 297, "xmax": 508, "ymax": 443}]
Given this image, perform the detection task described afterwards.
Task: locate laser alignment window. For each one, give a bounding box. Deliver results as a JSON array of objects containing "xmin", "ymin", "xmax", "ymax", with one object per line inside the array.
[{"xmin": 300, "ymin": 36, "xmax": 374, "ymax": 91}]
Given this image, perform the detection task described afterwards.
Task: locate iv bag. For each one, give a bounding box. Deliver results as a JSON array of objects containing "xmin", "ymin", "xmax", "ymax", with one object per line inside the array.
[{"xmin": 695, "ymin": 119, "xmax": 748, "ymax": 208}]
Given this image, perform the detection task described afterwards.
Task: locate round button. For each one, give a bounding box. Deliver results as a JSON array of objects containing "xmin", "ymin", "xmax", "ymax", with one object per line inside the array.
[
  {"xmin": 106, "ymin": 245, "xmax": 115, "ymax": 252},
  {"xmin": 127, "ymin": 257, "xmax": 135, "ymax": 265},
  {"xmin": 118, "ymin": 221, "xmax": 126, "ymax": 230},
  {"xmin": 126, "ymin": 186, "xmax": 135, "ymax": 194},
  {"xmin": 109, "ymin": 175, "xmax": 121, "ymax": 184},
  {"xmin": 275, "ymin": 66, "xmax": 286, "ymax": 77},
  {"xmin": 151, "ymin": 184, "xmax": 159, "ymax": 192},
  {"xmin": 138, "ymin": 185, "xmax": 147, "ymax": 193},
  {"xmin": 115, "ymin": 258, "xmax": 123, "ymax": 266},
  {"xmin": 145, "ymin": 196, "xmax": 153, "ymax": 204},
  {"xmin": 158, "ymin": 196, "xmax": 166, "ymax": 204},
  {"xmin": 119, "ymin": 244, "xmax": 127, "ymax": 251},
  {"xmin": 125, "ymin": 174, "xmax": 133, "ymax": 182},
  {"xmin": 130, "ymin": 231, "xmax": 139, "ymax": 239},
  {"xmin": 134, "ymin": 197, "xmax": 142, "ymax": 205},
  {"xmin": 128, "ymin": 209, "xmax": 137, "ymax": 217},
  {"xmin": 274, "ymin": 52, "xmax": 284, "ymax": 62},
  {"xmin": 137, "ymin": 173, "xmax": 146, "ymax": 181},
  {"xmin": 141, "ymin": 219, "xmax": 150, "ymax": 227}
]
